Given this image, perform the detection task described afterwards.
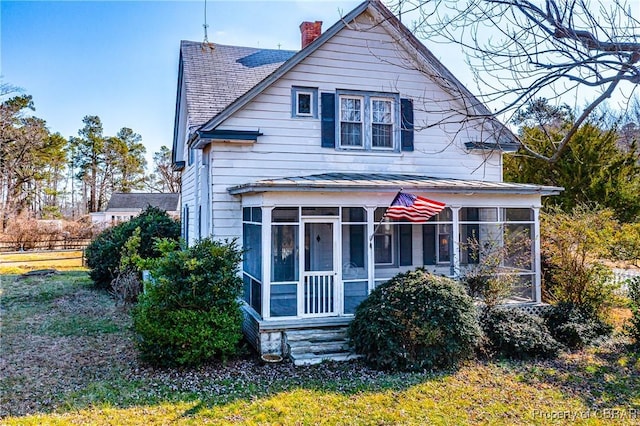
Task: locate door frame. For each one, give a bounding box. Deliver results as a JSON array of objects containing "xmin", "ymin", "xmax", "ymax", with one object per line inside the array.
[{"xmin": 299, "ymin": 217, "xmax": 342, "ymax": 317}]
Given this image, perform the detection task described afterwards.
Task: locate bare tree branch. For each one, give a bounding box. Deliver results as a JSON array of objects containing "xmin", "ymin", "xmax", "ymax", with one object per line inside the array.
[{"xmin": 386, "ymin": 0, "xmax": 640, "ymax": 162}]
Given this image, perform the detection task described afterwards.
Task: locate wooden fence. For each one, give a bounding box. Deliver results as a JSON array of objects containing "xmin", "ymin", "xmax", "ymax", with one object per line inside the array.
[{"xmin": 0, "ymin": 238, "xmax": 91, "ymax": 253}]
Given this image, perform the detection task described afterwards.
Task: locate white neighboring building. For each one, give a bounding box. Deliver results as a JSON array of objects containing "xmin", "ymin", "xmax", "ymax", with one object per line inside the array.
[
  {"xmin": 90, "ymin": 193, "xmax": 180, "ymax": 228},
  {"xmin": 172, "ymin": 0, "xmax": 562, "ymax": 362}
]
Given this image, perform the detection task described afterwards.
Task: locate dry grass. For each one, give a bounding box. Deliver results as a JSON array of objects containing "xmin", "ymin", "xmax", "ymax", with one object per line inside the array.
[
  {"xmin": 0, "ymin": 251, "xmax": 86, "ymax": 274},
  {"xmin": 1, "ymin": 272, "xmax": 639, "ymax": 425}
]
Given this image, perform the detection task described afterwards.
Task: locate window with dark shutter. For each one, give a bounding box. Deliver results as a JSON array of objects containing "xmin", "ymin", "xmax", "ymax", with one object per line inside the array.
[
  {"xmin": 321, "ymin": 93, "xmax": 336, "ymax": 148},
  {"xmin": 400, "ymin": 98, "xmax": 414, "ymax": 151}
]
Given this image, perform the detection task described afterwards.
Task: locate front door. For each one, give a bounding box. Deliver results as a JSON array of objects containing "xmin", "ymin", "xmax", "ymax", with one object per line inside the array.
[{"xmin": 302, "ymin": 219, "xmax": 339, "ymax": 316}]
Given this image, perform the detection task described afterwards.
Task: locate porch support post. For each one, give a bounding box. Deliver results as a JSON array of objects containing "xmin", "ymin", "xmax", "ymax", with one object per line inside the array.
[
  {"xmin": 262, "ymin": 206, "xmax": 273, "ymax": 319},
  {"xmin": 366, "ymin": 205, "xmax": 376, "ymax": 293},
  {"xmin": 533, "ymin": 207, "xmax": 542, "ymax": 303},
  {"xmin": 451, "ymin": 206, "xmax": 461, "ymax": 279}
]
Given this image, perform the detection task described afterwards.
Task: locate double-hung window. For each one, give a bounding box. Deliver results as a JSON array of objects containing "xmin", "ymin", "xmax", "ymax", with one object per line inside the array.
[
  {"xmin": 371, "ymin": 99, "xmax": 393, "ymax": 148},
  {"xmin": 337, "ymin": 92, "xmax": 399, "ymax": 151},
  {"xmin": 340, "ymin": 96, "xmax": 363, "ymax": 147},
  {"xmin": 321, "ymin": 92, "xmax": 412, "ymax": 151}
]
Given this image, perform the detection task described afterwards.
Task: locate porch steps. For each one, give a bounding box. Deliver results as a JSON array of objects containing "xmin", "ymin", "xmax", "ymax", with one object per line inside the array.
[{"xmin": 285, "ymin": 327, "xmax": 360, "ymax": 366}]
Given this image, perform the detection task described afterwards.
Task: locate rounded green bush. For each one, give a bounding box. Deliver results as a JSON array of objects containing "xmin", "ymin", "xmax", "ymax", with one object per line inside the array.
[
  {"xmin": 481, "ymin": 307, "xmax": 561, "ymax": 359},
  {"xmin": 133, "ymin": 238, "xmax": 243, "ymax": 366},
  {"xmin": 544, "ymin": 302, "xmax": 612, "ymax": 349},
  {"xmin": 348, "ymin": 269, "xmax": 481, "ymax": 371},
  {"xmin": 85, "ymin": 206, "xmax": 180, "ymax": 290}
]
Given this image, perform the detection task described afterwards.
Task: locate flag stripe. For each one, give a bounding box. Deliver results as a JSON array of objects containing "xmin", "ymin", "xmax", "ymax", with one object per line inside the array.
[{"xmin": 385, "ymin": 192, "xmax": 445, "ymax": 223}]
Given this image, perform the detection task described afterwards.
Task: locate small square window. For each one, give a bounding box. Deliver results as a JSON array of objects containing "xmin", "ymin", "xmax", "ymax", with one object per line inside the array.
[
  {"xmin": 297, "ymin": 93, "xmax": 312, "ymax": 115},
  {"xmin": 292, "ymin": 87, "xmax": 318, "ymax": 118}
]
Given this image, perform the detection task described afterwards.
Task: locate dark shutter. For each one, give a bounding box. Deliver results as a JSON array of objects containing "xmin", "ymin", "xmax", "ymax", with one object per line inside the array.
[
  {"xmin": 423, "ymin": 225, "xmax": 436, "ymax": 265},
  {"xmin": 399, "ymin": 224, "xmax": 413, "ymax": 266},
  {"xmin": 400, "ymin": 98, "xmax": 414, "ymax": 151},
  {"xmin": 321, "ymin": 93, "xmax": 336, "ymax": 148}
]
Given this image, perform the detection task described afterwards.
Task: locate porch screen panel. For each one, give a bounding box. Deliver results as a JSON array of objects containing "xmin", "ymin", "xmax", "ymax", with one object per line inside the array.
[
  {"xmin": 271, "ymin": 225, "xmax": 299, "ymax": 282},
  {"xmin": 344, "ymin": 281, "xmax": 367, "ymax": 314},
  {"xmin": 342, "ymin": 224, "xmax": 367, "ymax": 279},
  {"xmin": 243, "ymin": 274, "xmax": 262, "ymax": 315},
  {"xmin": 459, "ymin": 208, "xmax": 498, "ymax": 265},
  {"xmin": 242, "ymin": 207, "xmax": 262, "ymax": 280},
  {"xmin": 504, "ymin": 208, "xmax": 535, "ymax": 302},
  {"xmin": 243, "ymin": 207, "xmax": 262, "ymax": 315},
  {"xmin": 423, "ymin": 225, "xmax": 436, "ymax": 265},
  {"xmin": 511, "ymin": 275, "xmax": 534, "ymax": 302},
  {"xmin": 399, "ymin": 224, "xmax": 412, "ymax": 266},
  {"xmin": 270, "ymin": 284, "xmax": 297, "ymax": 317},
  {"xmin": 243, "ymin": 223, "xmax": 262, "ymax": 280}
]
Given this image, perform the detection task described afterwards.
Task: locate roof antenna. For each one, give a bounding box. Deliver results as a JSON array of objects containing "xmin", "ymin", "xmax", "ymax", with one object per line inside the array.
[{"xmin": 202, "ymin": 0, "xmax": 214, "ymax": 51}]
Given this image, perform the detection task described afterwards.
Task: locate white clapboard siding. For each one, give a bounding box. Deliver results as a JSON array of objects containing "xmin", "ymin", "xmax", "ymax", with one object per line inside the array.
[
  {"xmin": 193, "ymin": 12, "xmax": 506, "ymax": 240},
  {"xmin": 180, "ymin": 163, "xmax": 197, "ymax": 244}
]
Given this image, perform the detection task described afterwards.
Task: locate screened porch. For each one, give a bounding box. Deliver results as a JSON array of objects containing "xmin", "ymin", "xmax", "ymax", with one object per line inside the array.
[{"xmin": 240, "ymin": 203, "xmax": 540, "ymax": 322}]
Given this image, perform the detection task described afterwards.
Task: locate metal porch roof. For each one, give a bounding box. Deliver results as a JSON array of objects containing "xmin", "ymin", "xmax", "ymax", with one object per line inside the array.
[{"xmin": 227, "ymin": 173, "xmax": 563, "ymax": 196}]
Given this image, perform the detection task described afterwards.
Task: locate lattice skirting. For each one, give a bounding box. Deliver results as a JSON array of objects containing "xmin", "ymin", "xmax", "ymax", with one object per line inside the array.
[{"xmin": 503, "ymin": 303, "xmax": 551, "ymax": 317}]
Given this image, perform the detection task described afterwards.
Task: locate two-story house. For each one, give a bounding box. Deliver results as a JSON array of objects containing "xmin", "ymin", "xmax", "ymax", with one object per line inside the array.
[{"xmin": 173, "ymin": 0, "xmax": 561, "ymax": 364}]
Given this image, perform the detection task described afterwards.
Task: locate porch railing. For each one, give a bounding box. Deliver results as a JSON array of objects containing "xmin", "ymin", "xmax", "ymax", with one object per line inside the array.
[{"xmin": 303, "ymin": 273, "xmax": 335, "ymax": 315}]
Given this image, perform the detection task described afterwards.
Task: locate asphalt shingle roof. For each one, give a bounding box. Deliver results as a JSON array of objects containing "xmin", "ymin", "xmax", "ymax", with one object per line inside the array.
[
  {"xmin": 106, "ymin": 193, "xmax": 180, "ymax": 212},
  {"xmin": 181, "ymin": 41, "xmax": 296, "ymax": 129}
]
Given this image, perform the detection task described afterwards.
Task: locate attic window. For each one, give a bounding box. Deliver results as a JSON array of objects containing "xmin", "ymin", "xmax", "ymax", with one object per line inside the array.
[
  {"xmin": 297, "ymin": 93, "xmax": 311, "ymax": 115},
  {"xmin": 291, "ymin": 87, "xmax": 318, "ymax": 118}
]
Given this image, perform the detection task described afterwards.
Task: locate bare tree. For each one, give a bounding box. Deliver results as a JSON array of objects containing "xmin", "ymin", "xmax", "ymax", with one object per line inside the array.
[
  {"xmin": 388, "ymin": 0, "xmax": 640, "ymax": 162},
  {"xmin": 146, "ymin": 146, "xmax": 181, "ymax": 193}
]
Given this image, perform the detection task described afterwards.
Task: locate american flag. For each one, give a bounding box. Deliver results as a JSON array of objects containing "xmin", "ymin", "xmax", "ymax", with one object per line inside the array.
[{"xmin": 385, "ymin": 192, "xmax": 446, "ymax": 222}]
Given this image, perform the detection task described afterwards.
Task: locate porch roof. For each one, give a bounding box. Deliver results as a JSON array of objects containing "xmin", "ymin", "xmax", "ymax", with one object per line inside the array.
[{"xmin": 227, "ymin": 173, "xmax": 563, "ymax": 196}]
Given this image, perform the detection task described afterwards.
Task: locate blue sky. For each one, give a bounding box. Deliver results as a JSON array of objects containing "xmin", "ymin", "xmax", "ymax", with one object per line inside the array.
[
  {"xmin": 1, "ymin": 0, "xmax": 366, "ymax": 165},
  {"xmin": 4, "ymin": 1, "xmax": 630, "ymax": 169}
]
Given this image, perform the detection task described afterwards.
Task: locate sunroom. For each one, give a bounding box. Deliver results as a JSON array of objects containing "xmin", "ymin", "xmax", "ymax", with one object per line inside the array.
[{"xmin": 231, "ymin": 174, "xmax": 561, "ymax": 331}]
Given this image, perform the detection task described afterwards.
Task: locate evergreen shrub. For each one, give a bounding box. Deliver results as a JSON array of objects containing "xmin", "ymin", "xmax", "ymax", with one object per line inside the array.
[
  {"xmin": 544, "ymin": 302, "xmax": 612, "ymax": 349},
  {"xmin": 481, "ymin": 307, "xmax": 561, "ymax": 359},
  {"xmin": 133, "ymin": 238, "xmax": 243, "ymax": 366},
  {"xmin": 348, "ymin": 269, "xmax": 481, "ymax": 371},
  {"xmin": 85, "ymin": 206, "xmax": 180, "ymax": 290}
]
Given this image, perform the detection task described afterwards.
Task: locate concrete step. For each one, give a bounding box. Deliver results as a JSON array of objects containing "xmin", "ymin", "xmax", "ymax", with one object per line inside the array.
[
  {"xmin": 285, "ymin": 328, "xmax": 348, "ymax": 343},
  {"xmin": 290, "ymin": 352, "xmax": 361, "ymax": 366},
  {"xmin": 288, "ymin": 340, "xmax": 350, "ymax": 355}
]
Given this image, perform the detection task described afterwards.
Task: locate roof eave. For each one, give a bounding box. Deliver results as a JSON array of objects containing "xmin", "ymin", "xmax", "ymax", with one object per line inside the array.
[
  {"xmin": 228, "ymin": 182, "xmax": 563, "ymax": 196},
  {"xmin": 464, "ymin": 141, "xmax": 521, "ymax": 153},
  {"xmin": 171, "ymin": 52, "xmax": 185, "ymax": 166}
]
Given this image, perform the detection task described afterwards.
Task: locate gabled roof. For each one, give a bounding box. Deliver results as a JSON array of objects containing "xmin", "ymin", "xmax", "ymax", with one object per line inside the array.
[
  {"xmin": 176, "ymin": 0, "xmax": 518, "ymax": 150},
  {"xmin": 180, "ymin": 41, "xmax": 296, "ymax": 129},
  {"xmin": 228, "ymin": 173, "xmax": 563, "ymax": 196},
  {"xmin": 105, "ymin": 193, "xmax": 180, "ymax": 212}
]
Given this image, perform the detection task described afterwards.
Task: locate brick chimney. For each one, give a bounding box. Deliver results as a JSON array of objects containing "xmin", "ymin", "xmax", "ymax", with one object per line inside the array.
[{"xmin": 300, "ymin": 21, "xmax": 323, "ymax": 49}]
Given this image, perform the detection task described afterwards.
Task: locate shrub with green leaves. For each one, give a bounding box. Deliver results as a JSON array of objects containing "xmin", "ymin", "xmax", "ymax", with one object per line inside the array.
[
  {"xmin": 348, "ymin": 269, "xmax": 481, "ymax": 372},
  {"xmin": 133, "ymin": 238, "xmax": 243, "ymax": 366},
  {"xmin": 85, "ymin": 206, "xmax": 180, "ymax": 290},
  {"xmin": 480, "ymin": 307, "xmax": 561, "ymax": 359},
  {"xmin": 541, "ymin": 205, "xmax": 618, "ymax": 314},
  {"xmin": 627, "ymin": 277, "xmax": 640, "ymax": 345},
  {"xmin": 544, "ymin": 302, "xmax": 612, "ymax": 350}
]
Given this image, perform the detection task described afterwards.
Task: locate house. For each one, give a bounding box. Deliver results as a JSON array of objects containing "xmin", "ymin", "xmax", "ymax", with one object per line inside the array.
[
  {"xmin": 90, "ymin": 192, "xmax": 180, "ymax": 227},
  {"xmin": 172, "ymin": 0, "xmax": 562, "ymax": 364}
]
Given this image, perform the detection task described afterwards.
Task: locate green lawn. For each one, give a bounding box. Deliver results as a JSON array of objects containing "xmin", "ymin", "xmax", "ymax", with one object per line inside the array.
[{"xmin": 1, "ymin": 272, "xmax": 639, "ymax": 425}]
